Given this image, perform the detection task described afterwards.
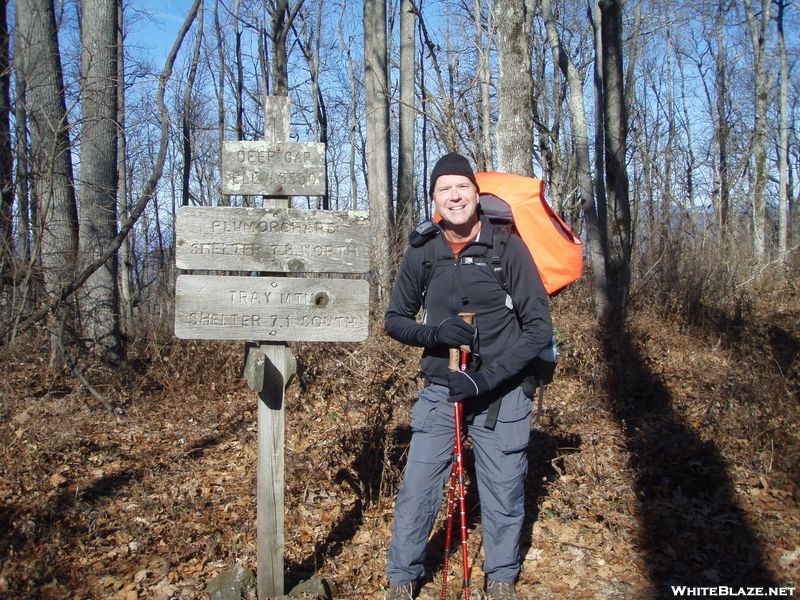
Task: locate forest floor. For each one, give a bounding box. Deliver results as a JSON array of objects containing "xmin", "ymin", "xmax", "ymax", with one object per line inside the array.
[{"xmin": 1, "ymin": 276, "xmax": 799, "ymax": 600}]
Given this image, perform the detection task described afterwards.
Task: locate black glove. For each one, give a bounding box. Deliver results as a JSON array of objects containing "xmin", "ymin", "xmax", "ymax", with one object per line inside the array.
[
  {"xmin": 430, "ymin": 318, "xmax": 475, "ymax": 348},
  {"xmin": 446, "ymin": 369, "xmax": 491, "ymax": 402}
]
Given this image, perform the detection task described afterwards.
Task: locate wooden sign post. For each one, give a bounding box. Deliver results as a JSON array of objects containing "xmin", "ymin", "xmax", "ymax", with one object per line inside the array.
[
  {"xmin": 174, "ymin": 97, "xmax": 369, "ymax": 599},
  {"xmin": 252, "ymin": 343, "xmax": 295, "ymax": 600}
]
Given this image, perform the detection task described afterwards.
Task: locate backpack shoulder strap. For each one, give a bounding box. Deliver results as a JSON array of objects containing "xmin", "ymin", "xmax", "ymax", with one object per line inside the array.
[
  {"xmin": 422, "ymin": 233, "xmax": 437, "ymax": 302},
  {"xmin": 408, "ymin": 220, "xmax": 446, "ymax": 304},
  {"xmin": 489, "ymin": 225, "xmax": 511, "ymax": 292},
  {"xmin": 415, "ymin": 221, "xmax": 512, "ymax": 306}
]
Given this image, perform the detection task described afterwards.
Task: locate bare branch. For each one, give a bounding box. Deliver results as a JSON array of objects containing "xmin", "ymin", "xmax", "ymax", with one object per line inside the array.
[{"xmin": 0, "ymin": 0, "xmax": 202, "ymax": 342}]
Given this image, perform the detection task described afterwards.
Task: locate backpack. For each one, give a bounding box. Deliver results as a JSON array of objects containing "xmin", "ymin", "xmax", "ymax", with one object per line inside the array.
[
  {"xmin": 475, "ymin": 171, "xmax": 583, "ymax": 296},
  {"xmin": 410, "ymin": 172, "xmax": 582, "ymax": 423},
  {"xmin": 412, "ymin": 171, "xmax": 582, "ymax": 302}
]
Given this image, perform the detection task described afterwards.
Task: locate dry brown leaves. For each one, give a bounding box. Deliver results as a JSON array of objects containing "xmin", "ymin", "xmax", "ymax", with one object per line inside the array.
[{"xmin": 1, "ymin": 279, "xmax": 798, "ymax": 599}]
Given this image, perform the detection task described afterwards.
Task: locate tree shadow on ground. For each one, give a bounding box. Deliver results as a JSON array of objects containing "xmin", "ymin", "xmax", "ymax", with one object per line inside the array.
[
  {"xmin": 284, "ymin": 419, "xmax": 413, "ymax": 590},
  {"xmin": 602, "ymin": 322, "xmax": 777, "ymax": 597},
  {"xmin": 520, "ymin": 429, "xmax": 582, "ymax": 558},
  {"xmin": 692, "ymin": 301, "xmax": 800, "ymax": 497},
  {"xmin": 0, "ymin": 467, "xmax": 142, "ymax": 594},
  {"xmin": 764, "ymin": 322, "xmax": 800, "ymax": 494}
]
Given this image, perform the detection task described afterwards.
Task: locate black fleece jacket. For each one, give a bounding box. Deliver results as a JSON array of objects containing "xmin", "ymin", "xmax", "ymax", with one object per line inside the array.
[{"xmin": 385, "ymin": 215, "xmax": 552, "ymax": 390}]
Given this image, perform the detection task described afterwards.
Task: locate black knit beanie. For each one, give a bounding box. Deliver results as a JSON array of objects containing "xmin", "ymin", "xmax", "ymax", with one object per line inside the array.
[{"xmin": 429, "ymin": 152, "xmax": 479, "ymax": 198}]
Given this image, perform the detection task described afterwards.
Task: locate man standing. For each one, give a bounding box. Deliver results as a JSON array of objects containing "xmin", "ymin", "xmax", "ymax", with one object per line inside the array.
[{"xmin": 383, "ymin": 153, "xmax": 553, "ymax": 599}]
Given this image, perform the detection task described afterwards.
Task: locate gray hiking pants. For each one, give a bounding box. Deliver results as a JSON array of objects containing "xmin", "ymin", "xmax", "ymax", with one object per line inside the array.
[{"xmin": 386, "ymin": 383, "xmax": 532, "ymax": 587}]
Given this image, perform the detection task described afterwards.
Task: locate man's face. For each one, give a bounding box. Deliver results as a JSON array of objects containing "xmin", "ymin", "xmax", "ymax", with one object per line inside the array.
[{"xmin": 432, "ymin": 175, "xmax": 480, "ymax": 230}]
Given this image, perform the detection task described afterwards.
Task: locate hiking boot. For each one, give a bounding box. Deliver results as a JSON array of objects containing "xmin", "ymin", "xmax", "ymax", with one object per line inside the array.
[
  {"xmin": 383, "ymin": 581, "xmax": 415, "ymax": 600},
  {"xmin": 486, "ymin": 579, "xmax": 518, "ymax": 600}
]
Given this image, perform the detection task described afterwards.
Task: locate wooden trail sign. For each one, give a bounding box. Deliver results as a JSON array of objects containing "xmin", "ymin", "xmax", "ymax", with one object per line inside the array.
[
  {"xmin": 175, "ymin": 206, "xmax": 370, "ymax": 274},
  {"xmin": 221, "ymin": 140, "xmax": 326, "ymax": 196},
  {"xmin": 174, "ymin": 274, "xmax": 369, "ymax": 342},
  {"xmin": 175, "ymin": 96, "xmax": 369, "ymax": 599}
]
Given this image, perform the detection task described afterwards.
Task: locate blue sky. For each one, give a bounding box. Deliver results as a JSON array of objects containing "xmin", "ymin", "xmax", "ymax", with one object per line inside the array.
[{"xmin": 126, "ymin": 0, "xmax": 195, "ymax": 62}]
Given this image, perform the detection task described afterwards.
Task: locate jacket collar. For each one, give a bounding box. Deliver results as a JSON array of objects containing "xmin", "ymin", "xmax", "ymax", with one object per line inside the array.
[{"xmin": 435, "ymin": 214, "xmax": 495, "ymax": 256}]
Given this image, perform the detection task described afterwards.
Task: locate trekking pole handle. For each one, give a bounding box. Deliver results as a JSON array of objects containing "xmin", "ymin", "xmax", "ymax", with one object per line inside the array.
[{"xmin": 448, "ymin": 312, "xmax": 475, "ymax": 372}]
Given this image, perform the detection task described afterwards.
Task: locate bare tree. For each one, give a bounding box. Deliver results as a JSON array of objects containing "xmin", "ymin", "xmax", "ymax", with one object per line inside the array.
[
  {"xmin": 541, "ymin": 0, "xmax": 609, "ymax": 316},
  {"xmin": 495, "ymin": 0, "xmax": 534, "ymax": 176},
  {"xmin": 294, "ymin": 1, "xmax": 330, "ymax": 209},
  {"xmin": 364, "ymin": 0, "xmax": 392, "ymax": 312},
  {"xmin": 589, "ymin": 0, "xmax": 608, "ymax": 240},
  {"xmin": 744, "ymin": 0, "xmax": 772, "ymax": 262},
  {"xmin": 213, "ymin": 0, "xmax": 227, "ymax": 155},
  {"xmin": 234, "ymin": 0, "xmax": 245, "ymax": 140},
  {"xmin": 16, "ymin": 0, "xmax": 79, "ymax": 367},
  {"xmin": 117, "ymin": 4, "xmax": 134, "ymax": 334},
  {"xmin": 1, "ymin": 0, "xmax": 203, "ymax": 343},
  {"xmin": 474, "ymin": 0, "xmax": 493, "ymax": 172},
  {"xmin": 712, "ymin": 0, "xmax": 731, "ymax": 238},
  {"xmin": 0, "ymin": 0, "xmax": 13, "ymax": 300},
  {"xmin": 181, "ymin": 0, "xmax": 205, "ymax": 207},
  {"xmin": 396, "ymin": 0, "xmax": 416, "ymax": 238},
  {"xmin": 599, "ymin": 0, "xmax": 632, "ymax": 317},
  {"xmin": 776, "ymin": 0, "xmax": 789, "ymax": 261},
  {"xmin": 270, "ymin": 0, "xmax": 306, "ymax": 97},
  {"xmin": 14, "ymin": 70, "xmax": 30, "ymax": 268},
  {"xmin": 336, "ymin": 7, "xmax": 359, "ymax": 211},
  {"xmin": 79, "ymin": 0, "xmax": 122, "ymax": 361},
  {"xmin": 416, "ymin": 9, "xmax": 457, "ymax": 151}
]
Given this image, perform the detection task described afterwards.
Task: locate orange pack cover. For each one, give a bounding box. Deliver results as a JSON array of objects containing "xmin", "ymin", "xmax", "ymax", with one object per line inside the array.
[{"xmin": 475, "ymin": 171, "xmax": 583, "ymax": 295}]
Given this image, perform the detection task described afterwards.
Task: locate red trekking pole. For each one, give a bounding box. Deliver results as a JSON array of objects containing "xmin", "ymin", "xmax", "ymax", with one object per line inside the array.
[{"xmin": 441, "ymin": 312, "xmax": 474, "ymax": 600}]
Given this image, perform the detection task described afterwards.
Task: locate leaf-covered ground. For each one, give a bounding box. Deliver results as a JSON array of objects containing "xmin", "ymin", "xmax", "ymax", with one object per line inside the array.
[{"xmin": 1, "ymin": 279, "xmax": 798, "ymax": 599}]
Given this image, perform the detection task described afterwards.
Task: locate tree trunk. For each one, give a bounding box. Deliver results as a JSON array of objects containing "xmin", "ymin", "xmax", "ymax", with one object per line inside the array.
[
  {"xmin": 117, "ymin": 2, "xmax": 133, "ymax": 335},
  {"xmin": 622, "ymin": 0, "xmax": 642, "ymax": 111},
  {"xmin": 542, "ymin": 0, "xmax": 609, "ymax": 317},
  {"xmin": 214, "ymin": 0, "xmax": 229, "ymax": 206},
  {"xmin": 297, "ymin": 2, "xmax": 329, "ymax": 209},
  {"xmin": 419, "ymin": 39, "xmax": 430, "ymax": 220},
  {"xmin": 269, "ymin": 0, "xmax": 305, "ymax": 99},
  {"xmin": 663, "ymin": 28, "xmax": 675, "ymax": 253},
  {"xmin": 267, "ymin": 0, "xmax": 303, "ymax": 210},
  {"xmin": 271, "ymin": 0, "xmax": 290, "ymax": 97},
  {"xmin": 713, "ymin": 1, "xmax": 730, "ymax": 239},
  {"xmin": 363, "ymin": 0, "xmax": 392, "ymax": 314},
  {"xmin": 314, "ymin": 0, "xmax": 329, "ymax": 210},
  {"xmin": 14, "ymin": 70, "xmax": 30, "ymax": 266},
  {"xmin": 0, "ymin": 0, "xmax": 13, "ymax": 301},
  {"xmin": 16, "ymin": 0, "xmax": 79, "ymax": 368},
  {"xmin": 744, "ymin": 0, "xmax": 772, "ymax": 262},
  {"xmin": 181, "ymin": 0, "xmax": 204, "ymax": 208},
  {"xmin": 336, "ymin": 9, "xmax": 358, "ymax": 211},
  {"xmin": 234, "ymin": 0, "xmax": 245, "ymax": 140},
  {"xmin": 599, "ymin": 0, "xmax": 631, "ymax": 319},
  {"xmin": 777, "ymin": 0, "xmax": 789, "ymax": 261},
  {"xmin": 677, "ymin": 54, "xmax": 697, "ymax": 240},
  {"xmin": 475, "ymin": 0, "xmax": 493, "ymax": 172},
  {"xmin": 13, "ymin": 58, "xmax": 33, "ymax": 334},
  {"xmin": 79, "ymin": 0, "xmax": 122, "ymax": 361},
  {"xmin": 589, "ymin": 0, "xmax": 608, "ymax": 238},
  {"xmin": 495, "ymin": 0, "xmax": 534, "ymax": 176},
  {"xmin": 396, "ymin": 0, "xmax": 416, "ymax": 240}
]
